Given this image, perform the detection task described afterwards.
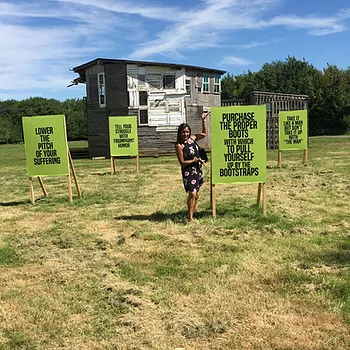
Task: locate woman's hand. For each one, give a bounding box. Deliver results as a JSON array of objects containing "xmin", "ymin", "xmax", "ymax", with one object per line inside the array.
[
  {"xmin": 193, "ymin": 157, "xmax": 206, "ymax": 166},
  {"xmin": 202, "ymin": 111, "xmax": 210, "ymax": 120}
]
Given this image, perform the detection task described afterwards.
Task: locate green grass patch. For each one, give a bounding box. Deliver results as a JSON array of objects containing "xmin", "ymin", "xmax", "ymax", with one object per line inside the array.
[{"xmin": 1, "ymin": 137, "xmax": 350, "ymax": 349}]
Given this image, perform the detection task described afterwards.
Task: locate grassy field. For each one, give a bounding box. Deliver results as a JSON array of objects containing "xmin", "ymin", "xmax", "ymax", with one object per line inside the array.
[{"xmin": 0, "ymin": 137, "xmax": 349, "ymax": 350}]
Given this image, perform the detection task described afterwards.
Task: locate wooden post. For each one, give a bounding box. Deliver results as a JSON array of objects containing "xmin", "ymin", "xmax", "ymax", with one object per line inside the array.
[
  {"xmin": 257, "ymin": 183, "xmax": 262, "ymax": 205},
  {"xmin": 303, "ymin": 149, "xmax": 308, "ymax": 166},
  {"xmin": 210, "ymin": 160, "xmax": 213, "ymax": 209},
  {"xmin": 29, "ymin": 177, "xmax": 35, "ymax": 204},
  {"xmin": 38, "ymin": 177, "xmax": 48, "ymax": 197},
  {"xmin": 136, "ymin": 155, "xmax": 140, "ymax": 175},
  {"xmin": 212, "ymin": 184, "xmax": 216, "ymax": 218},
  {"xmin": 110, "ymin": 156, "xmax": 115, "ymax": 175},
  {"xmin": 278, "ymin": 149, "xmax": 282, "ymax": 168},
  {"xmin": 67, "ymin": 175, "xmax": 73, "ymax": 203},
  {"xmin": 262, "ymin": 182, "xmax": 267, "ymax": 216},
  {"xmin": 68, "ymin": 150, "xmax": 82, "ymax": 198}
]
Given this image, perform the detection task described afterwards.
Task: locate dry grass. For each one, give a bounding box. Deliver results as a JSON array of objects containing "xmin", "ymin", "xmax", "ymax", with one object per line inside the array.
[{"xmin": 0, "ymin": 137, "xmax": 349, "ymax": 350}]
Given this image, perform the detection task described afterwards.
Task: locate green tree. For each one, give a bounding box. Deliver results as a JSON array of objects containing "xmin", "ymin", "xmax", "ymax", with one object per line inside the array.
[
  {"xmin": 0, "ymin": 97, "xmax": 86, "ymax": 143},
  {"xmin": 221, "ymin": 57, "xmax": 350, "ymax": 135}
]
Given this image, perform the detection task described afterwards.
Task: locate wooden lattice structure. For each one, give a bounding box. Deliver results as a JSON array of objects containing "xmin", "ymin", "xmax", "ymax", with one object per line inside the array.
[{"xmin": 222, "ymin": 91, "xmax": 309, "ymax": 149}]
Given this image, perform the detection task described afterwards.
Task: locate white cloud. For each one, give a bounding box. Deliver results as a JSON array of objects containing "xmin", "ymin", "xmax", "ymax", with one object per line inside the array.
[
  {"xmin": 238, "ymin": 42, "xmax": 267, "ymax": 49},
  {"xmin": 267, "ymin": 14, "xmax": 345, "ymax": 35},
  {"xmin": 219, "ymin": 56, "xmax": 252, "ymax": 66},
  {"xmin": 57, "ymin": 0, "xmax": 183, "ymax": 21},
  {"xmin": 0, "ymin": 0, "xmax": 349, "ymax": 100}
]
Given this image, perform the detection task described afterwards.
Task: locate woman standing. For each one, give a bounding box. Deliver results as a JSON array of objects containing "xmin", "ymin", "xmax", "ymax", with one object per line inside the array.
[{"xmin": 175, "ymin": 111, "xmax": 210, "ymax": 222}]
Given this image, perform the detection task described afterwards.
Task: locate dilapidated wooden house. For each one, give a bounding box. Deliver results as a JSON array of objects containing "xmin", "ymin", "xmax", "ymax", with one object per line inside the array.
[{"xmin": 71, "ymin": 58, "xmax": 225, "ymax": 157}]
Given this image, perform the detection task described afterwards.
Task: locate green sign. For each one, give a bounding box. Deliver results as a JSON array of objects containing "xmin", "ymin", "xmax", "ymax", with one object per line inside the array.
[
  {"xmin": 109, "ymin": 116, "xmax": 138, "ymax": 157},
  {"xmin": 23, "ymin": 115, "xmax": 69, "ymax": 177},
  {"xmin": 279, "ymin": 110, "xmax": 308, "ymax": 150},
  {"xmin": 211, "ymin": 105, "xmax": 266, "ymax": 184}
]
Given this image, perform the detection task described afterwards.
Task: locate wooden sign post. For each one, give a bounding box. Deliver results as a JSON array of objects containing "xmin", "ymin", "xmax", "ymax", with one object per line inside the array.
[
  {"xmin": 278, "ymin": 110, "xmax": 308, "ymax": 167},
  {"xmin": 210, "ymin": 105, "xmax": 267, "ymax": 216},
  {"xmin": 109, "ymin": 116, "xmax": 139, "ymax": 175},
  {"xmin": 22, "ymin": 115, "xmax": 81, "ymax": 203}
]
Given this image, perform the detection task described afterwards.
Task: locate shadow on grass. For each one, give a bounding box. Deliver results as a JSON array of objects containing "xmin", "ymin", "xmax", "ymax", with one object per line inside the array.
[
  {"xmin": 313, "ymin": 239, "xmax": 350, "ymax": 266},
  {"xmin": 115, "ymin": 209, "xmax": 212, "ymax": 223},
  {"xmin": 0, "ymin": 199, "xmax": 31, "ymax": 206}
]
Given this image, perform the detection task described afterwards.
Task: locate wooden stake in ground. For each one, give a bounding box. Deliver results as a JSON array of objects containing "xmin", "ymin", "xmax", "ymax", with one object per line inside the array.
[
  {"xmin": 110, "ymin": 155, "xmax": 140, "ymax": 175},
  {"xmin": 110, "ymin": 156, "xmax": 116, "ymax": 175},
  {"xmin": 262, "ymin": 182, "xmax": 267, "ymax": 216},
  {"xmin": 67, "ymin": 174, "xmax": 73, "ymax": 203},
  {"xmin": 303, "ymin": 149, "xmax": 308, "ymax": 166},
  {"xmin": 278, "ymin": 149, "xmax": 282, "ymax": 168},
  {"xmin": 28, "ymin": 177, "xmax": 48, "ymax": 204},
  {"xmin": 136, "ymin": 154, "xmax": 140, "ymax": 175},
  {"xmin": 68, "ymin": 150, "xmax": 82, "ymax": 198},
  {"xmin": 29, "ymin": 177, "xmax": 35, "ymax": 204},
  {"xmin": 257, "ymin": 183, "xmax": 267, "ymax": 216},
  {"xmin": 211, "ymin": 184, "xmax": 217, "ymax": 218},
  {"xmin": 257, "ymin": 183, "xmax": 262, "ymax": 205},
  {"xmin": 38, "ymin": 177, "xmax": 48, "ymax": 197}
]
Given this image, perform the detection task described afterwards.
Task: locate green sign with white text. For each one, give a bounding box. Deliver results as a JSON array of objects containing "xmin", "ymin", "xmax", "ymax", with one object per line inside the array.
[
  {"xmin": 109, "ymin": 116, "xmax": 138, "ymax": 157},
  {"xmin": 211, "ymin": 105, "xmax": 266, "ymax": 184},
  {"xmin": 23, "ymin": 115, "xmax": 69, "ymax": 177},
  {"xmin": 279, "ymin": 110, "xmax": 308, "ymax": 150}
]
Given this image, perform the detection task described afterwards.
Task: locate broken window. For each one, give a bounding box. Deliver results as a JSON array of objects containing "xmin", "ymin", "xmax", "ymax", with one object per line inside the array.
[
  {"xmin": 139, "ymin": 91, "xmax": 148, "ymax": 106},
  {"xmin": 163, "ymin": 74, "xmax": 175, "ymax": 89},
  {"xmin": 185, "ymin": 79, "xmax": 191, "ymax": 96},
  {"xmin": 139, "ymin": 109, "xmax": 148, "ymax": 125},
  {"xmin": 97, "ymin": 73, "xmax": 106, "ymax": 107}
]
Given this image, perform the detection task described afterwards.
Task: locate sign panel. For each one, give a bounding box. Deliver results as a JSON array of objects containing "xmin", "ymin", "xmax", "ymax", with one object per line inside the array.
[
  {"xmin": 211, "ymin": 105, "xmax": 266, "ymax": 184},
  {"xmin": 23, "ymin": 115, "xmax": 69, "ymax": 177},
  {"xmin": 109, "ymin": 116, "xmax": 138, "ymax": 157},
  {"xmin": 279, "ymin": 110, "xmax": 308, "ymax": 150}
]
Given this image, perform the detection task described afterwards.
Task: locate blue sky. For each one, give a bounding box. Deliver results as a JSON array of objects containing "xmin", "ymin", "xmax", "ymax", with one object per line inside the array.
[{"xmin": 1, "ymin": 0, "xmax": 349, "ymax": 101}]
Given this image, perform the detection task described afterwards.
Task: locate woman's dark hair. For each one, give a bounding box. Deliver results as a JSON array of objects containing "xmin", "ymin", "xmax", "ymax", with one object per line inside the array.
[{"xmin": 176, "ymin": 123, "xmax": 191, "ymax": 144}]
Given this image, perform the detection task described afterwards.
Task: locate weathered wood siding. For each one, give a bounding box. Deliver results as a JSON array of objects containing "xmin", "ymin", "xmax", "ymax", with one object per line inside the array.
[
  {"xmin": 105, "ymin": 63, "xmax": 128, "ymax": 115},
  {"xmin": 83, "ymin": 61, "xmax": 223, "ymax": 157},
  {"xmin": 126, "ymin": 64, "xmax": 186, "ymax": 130},
  {"xmin": 184, "ymin": 68, "xmax": 221, "ymax": 110},
  {"xmin": 85, "ymin": 63, "xmax": 128, "ymax": 158},
  {"xmin": 85, "ymin": 64, "xmax": 107, "ymax": 158}
]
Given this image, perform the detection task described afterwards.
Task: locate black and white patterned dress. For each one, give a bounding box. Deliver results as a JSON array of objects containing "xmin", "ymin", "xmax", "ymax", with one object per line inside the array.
[{"xmin": 179, "ymin": 137, "xmax": 203, "ymax": 193}]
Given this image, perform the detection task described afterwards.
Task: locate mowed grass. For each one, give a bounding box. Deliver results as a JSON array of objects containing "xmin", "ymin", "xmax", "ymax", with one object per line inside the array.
[{"xmin": 0, "ymin": 138, "xmax": 349, "ymax": 350}]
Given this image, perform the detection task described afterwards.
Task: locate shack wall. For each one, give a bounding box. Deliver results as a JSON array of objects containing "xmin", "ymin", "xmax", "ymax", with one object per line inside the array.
[{"xmin": 83, "ymin": 62, "xmax": 223, "ymax": 157}]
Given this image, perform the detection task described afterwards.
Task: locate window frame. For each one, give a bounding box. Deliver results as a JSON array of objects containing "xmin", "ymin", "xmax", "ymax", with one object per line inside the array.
[
  {"xmin": 138, "ymin": 109, "xmax": 149, "ymax": 126},
  {"xmin": 214, "ymin": 75, "xmax": 221, "ymax": 94},
  {"xmin": 163, "ymin": 74, "xmax": 176, "ymax": 89},
  {"xmin": 97, "ymin": 72, "xmax": 106, "ymax": 107},
  {"xmin": 139, "ymin": 91, "xmax": 148, "ymax": 106},
  {"xmin": 185, "ymin": 78, "xmax": 191, "ymax": 96},
  {"xmin": 202, "ymin": 73, "xmax": 209, "ymax": 93}
]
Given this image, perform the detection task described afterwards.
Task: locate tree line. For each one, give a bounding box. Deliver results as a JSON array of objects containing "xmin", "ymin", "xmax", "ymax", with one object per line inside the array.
[
  {"xmin": 221, "ymin": 56, "xmax": 350, "ymax": 135},
  {"xmin": 0, "ymin": 97, "xmax": 86, "ymax": 143},
  {"xmin": 1, "ymin": 57, "xmax": 349, "ymax": 143}
]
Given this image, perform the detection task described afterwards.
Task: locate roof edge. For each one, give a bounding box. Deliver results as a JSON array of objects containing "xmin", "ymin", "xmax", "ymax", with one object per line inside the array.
[{"xmin": 72, "ymin": 58, "xmax": 226, "ymax": 74}]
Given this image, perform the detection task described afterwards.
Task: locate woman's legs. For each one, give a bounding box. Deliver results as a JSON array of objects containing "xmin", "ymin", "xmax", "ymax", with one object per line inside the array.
[
  {"xmin": 194, "ymin": 191, "xmax": 200, "ymax": 213},
  {"xmin": 187, "ymin": 192, "xmax": 197, "ymax": 221}
]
